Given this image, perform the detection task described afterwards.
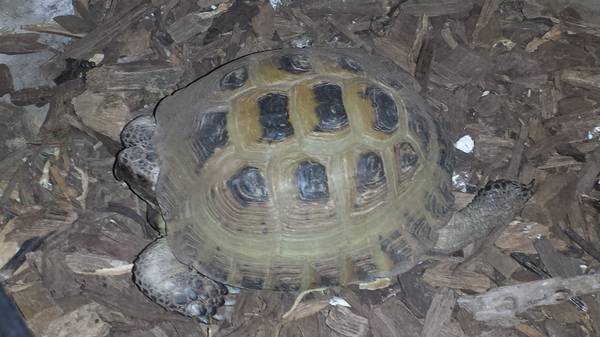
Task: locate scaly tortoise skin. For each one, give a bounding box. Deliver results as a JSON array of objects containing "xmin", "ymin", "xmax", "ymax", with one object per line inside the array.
[{"xmin": 115, "ymin": 48, "xmax": 534, "ymax": 322}]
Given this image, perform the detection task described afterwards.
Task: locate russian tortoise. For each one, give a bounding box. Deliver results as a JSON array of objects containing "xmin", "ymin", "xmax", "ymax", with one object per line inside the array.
[{"xmin": 114, "ymin": 48, "xmax": 534, "ymax": 322}]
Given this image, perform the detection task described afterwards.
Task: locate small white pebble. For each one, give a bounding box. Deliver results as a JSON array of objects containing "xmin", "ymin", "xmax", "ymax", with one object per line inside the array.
[
  {"xmin": 290, "ymin": 35, "xmax": 313, "ymax": 48},
  {"xmin": 89, "ymin": 53, "xmax": 104, "ymax": 64},
  {"xmin": 454, "ymin": 135, "xmax": 474, "ymax": 153},
  {"xmin": 329, "ymin": 296, "xmax": 351, "ymax": 307},
  {"xmin": 587, "ymin": 126, "xmax": 600, "ymax": 140},
  {"xmin": 493, "ymin": 39, "xmax": 516, "ymax": 50},
  {"xmin": 452, "ymin": 172, "xmax": 468, "ymax": 193},
  {"xmin": 481, "ymin": 90, "xmax": 490, "ymax": 97},
  {"xmin": 269, "ymin": 0, "xmax": 282, "ymax": 9},
  {"xmin": 39, "ymin": 160, "xmax": 52, "ymax": 189}
]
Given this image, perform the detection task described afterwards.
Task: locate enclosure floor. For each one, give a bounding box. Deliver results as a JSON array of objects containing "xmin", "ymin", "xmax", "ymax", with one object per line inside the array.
[{"xmin": 1, "ymin": 0, "xmax": 600, "ymax": 336}]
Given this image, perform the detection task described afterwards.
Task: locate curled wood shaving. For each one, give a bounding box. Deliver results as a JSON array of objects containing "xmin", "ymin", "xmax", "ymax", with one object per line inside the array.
[
  {"xmin": 281, "ymin": 287, "xmax": 328, "ymax": 321},
  {"xmin": 65, "ymin": 252, "xmax": 132, "ymax": 276},
  {"xmin": 49, "ymin": 165, "xmax": 71, "ymax": 199},
  {"xmin": 358, "ymin": 277, "xmax": 392, "ymax": 290},
  {"xmin": 408, "ymin": 15, "xmax": 429, "ymax": 75},
  {"xmin": 38, "ymin": 160, "xmax": 52, "ymax": 190},
  {"xmin": 281, "ymin": 298, "xmax": 330, "ymax": 322},
  {"xmin": 525, "ymin": 25, "xmax": 561, "ymax": 53},
  {"xmin": 73, "ymin": 165, "xmax": 89, "ymax": 209}
]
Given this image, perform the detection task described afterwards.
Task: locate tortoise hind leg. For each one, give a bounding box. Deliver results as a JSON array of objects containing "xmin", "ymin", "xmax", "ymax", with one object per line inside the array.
[
  {"xmin": 434, "ymin": 179, "xmax": 535, "ymax": 253},
  {"xmin": 133, "ymin": 238, "xmax": 234, "ymax": 323}
]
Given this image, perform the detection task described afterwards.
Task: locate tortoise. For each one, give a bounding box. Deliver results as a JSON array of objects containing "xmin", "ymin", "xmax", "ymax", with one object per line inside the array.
[{"xmin": 114, "ymin": 48, "xmax": 534, "ymax": 323}]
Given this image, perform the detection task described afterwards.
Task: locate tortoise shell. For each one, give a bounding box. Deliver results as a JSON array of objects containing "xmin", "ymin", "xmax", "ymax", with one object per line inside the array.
[{"xmin": 153, "ymin": 48, "xmax": 455, "ymax": 291}]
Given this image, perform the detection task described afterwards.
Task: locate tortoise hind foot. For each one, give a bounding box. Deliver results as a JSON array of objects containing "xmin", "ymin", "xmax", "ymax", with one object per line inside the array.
[
  {"xmin": 434, "ymin": 179, "xmax": 535, "ymax": 253},
  {"xmin": 133, "ymin": 238, "xmax": 233, "ymax": 323}
]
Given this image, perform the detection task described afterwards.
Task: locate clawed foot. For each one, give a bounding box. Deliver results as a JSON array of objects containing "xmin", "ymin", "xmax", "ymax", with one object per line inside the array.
[
  {"xmin": 114, "ymin": 115, "xmax": 159, "ymax": 206},
  {"xmin": 133, "ymin": 238, "xmax": 237, "ymax": 323},
  {"xmin": 434, "ymin": 179, "xmax": 535, "ymax": 254}
]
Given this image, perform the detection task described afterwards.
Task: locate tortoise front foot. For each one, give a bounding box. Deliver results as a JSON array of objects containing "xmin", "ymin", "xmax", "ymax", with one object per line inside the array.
[
  {"xmin": 114, "ymin": 115, "xmax": 159, "ymax": 206},
  {"xmin": 133, "ymin": 238, "xmax": 235, "ymax": 323},
  {"xmin": 434, "ymin": 179, "xmax": 535, "ymax": 253}
]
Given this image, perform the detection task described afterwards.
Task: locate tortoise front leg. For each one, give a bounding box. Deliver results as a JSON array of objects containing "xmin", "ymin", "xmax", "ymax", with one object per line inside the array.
[
  {"xmin": 434, "ymin": 179, "xmax": 535, "ymax": 253},
  {"xmin": 114, "ymin": 115, "xmax": 159, "ymax": 207},
  {"xmin": 133, "ymin": 238, "xmax": 236, "ymax": 323}
]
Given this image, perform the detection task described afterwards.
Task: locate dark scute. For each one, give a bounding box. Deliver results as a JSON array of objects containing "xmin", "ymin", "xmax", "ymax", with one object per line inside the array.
[
  {"xmin": 192, "ymin": 112, "xmax": 229, "ymax": 161},
  {"xmin": 407, "ymin": 103, "xmax": 431, "ymax": 149},
  {"xmin": 313, "ymin": 83, "xmax": 349, "ymax": 132},
  {"xmin": 227, "ymin": 166, "xmax": 269, "ymax": 206},
  {"xmin": 433, "ymin": 118, "xmax": 454, "ymax": 174},
  {"xmin": 378, "ymin": 231, "xmax": 412, "ymax": 263},
  {"xmin": 438, "ymin": 140, "xmax": 454, "ymax": 174},
  {"xmin": 240, "ymin": 277, "xmax": 264, "ymax": 289},
  {"xmin": 440, "ymin": 181, "xmax": 455, "ymax": 204},
  {"xmin": 204, "ymin": 262, "xmax": 229, "ymax": 282},
  {"xmin": 319, "ymin": 275, "xmax": 340, "ymax": 287},
  {"xmin": 274, "ymin": 282, "xmax": 300, "ymax": 292},
  {"xmin": 386, "ymin": 79, "xmax": 404, "ymax": 90},
  {"xmin": 356, "ymin": 152, "xmax": 386, "ymax": 189},
  {"xmin": 365, "ymin": 86, "xmax": 399, "ymax": 133},
  {"xmin": 396, "ymin": 143, "xmax": 418, "ymax": 171},
  {"xmin": 220, "ymin": 66, "xmax": 248, "ymax": 90},
  {"xmin": 406, "ymin": 215, "xmax": 432, "ymax": 241},
  {"xmin": 296, "ymin": 161, "xmax": 329, "ymax": 202},
  {"xmin": 355, "ymin": 260, "xmax": 378, "ymax": 280},
  {"xmin": 258, "ymin": 93, "xmax": 294, "ymax": 141},
  {"xmin": 425, "ymin": 190, "xmax": 452, "ymax": 219},
  {"xmin": 279, "ymin": 54, "xmax": 311, "ymax": 74},
  {"xmin": 338, "ymin": 55, "xmax": 363, "ymax": 72},
  {"xmin": 387, "ymin": 245, "xmax": 412, "ymax": 263}
]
